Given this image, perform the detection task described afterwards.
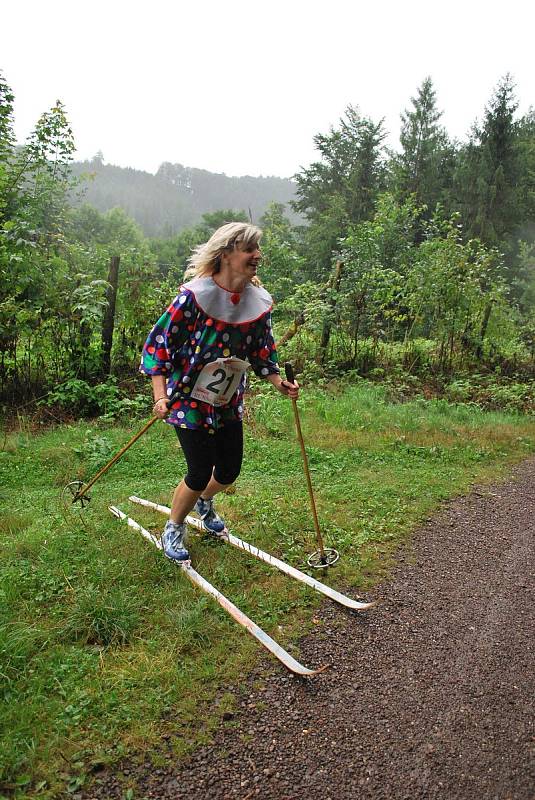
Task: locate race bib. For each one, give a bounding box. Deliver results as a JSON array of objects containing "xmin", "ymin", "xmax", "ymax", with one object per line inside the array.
[{"xmin": 191, "ymin": 358, "xmax": 250, "ymax": 406}]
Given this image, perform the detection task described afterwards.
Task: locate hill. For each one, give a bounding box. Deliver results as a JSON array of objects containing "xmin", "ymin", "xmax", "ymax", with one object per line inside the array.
[{"xmin": 70, "ymin": 157, "xmax": 299, "ymax": 237}]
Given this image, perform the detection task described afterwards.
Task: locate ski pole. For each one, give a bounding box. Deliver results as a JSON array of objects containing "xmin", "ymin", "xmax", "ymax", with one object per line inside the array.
[
  {"xmin": 284, "ymin": 362, "xmax": 339, "ymax": 568},
  {"xmin": 61, "ymin": 391, "xmax": 178, "ymax": 511}
]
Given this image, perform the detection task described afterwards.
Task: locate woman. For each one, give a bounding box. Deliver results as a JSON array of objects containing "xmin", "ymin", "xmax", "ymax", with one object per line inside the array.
[{"xmin": 140, "ymin": 222, "xmax": 299, "ymax": 561}]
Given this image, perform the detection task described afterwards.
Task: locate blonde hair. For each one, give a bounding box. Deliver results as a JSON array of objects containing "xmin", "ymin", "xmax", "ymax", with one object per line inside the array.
[{"xmin": 185, "ymin": 222, "xmax": 263, "ymax": 286}]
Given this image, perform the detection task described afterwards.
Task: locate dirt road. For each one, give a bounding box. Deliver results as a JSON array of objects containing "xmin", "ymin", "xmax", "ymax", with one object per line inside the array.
[{"xmin": 88, "ymin": 460, "xmax": 535, "ymax": 799}]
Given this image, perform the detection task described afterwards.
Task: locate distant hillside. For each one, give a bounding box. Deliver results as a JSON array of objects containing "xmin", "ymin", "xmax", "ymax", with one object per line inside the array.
[{"xmin": 70, "ymin": 158, "xmax": 300, "ymax": 237}]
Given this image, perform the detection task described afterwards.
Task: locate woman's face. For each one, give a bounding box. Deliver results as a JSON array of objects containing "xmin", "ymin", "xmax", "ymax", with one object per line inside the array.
[{"xmin": 223, "ymin": 241, "xmax": 261, "ymax": 280}]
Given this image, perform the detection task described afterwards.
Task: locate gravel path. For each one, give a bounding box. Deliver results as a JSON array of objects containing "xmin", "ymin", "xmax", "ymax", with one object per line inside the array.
[{"xmin": 88, "ymin": 460, "xmax": 535, "ymax": 800}]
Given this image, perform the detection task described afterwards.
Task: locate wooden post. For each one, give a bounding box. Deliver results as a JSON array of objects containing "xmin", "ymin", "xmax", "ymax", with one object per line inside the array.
[
  {"xmin": 277, "ymin": 311, "xmax": 306, "ymax": 348},
  {"xmin": 101, "ymin": 255, "xmax": 120, "ymax": 377},
  {"xmin": 318, "ymin": 260, "xmax": 344, "ymax": 364},
  {"xmin": 476, "ymin": 301, "xmax": 493, "ymax": 359}
]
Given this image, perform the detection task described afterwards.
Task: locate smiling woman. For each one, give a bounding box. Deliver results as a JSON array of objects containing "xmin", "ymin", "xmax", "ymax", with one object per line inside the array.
[{"xmin": 139, "ymin": 222, "xmax": 299, "ymax": 561}]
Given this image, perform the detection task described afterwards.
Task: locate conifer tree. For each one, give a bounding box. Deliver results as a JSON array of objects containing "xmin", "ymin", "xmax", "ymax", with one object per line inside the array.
[
  {"xmin": 0, "ymin": 71, "xmax": 15, "ymax": 159},
  {"xmin": 0, "ymin": 72, "xmax": 17, "ymax": 224},
  {"xmin": 516, "ymin": 109, "xmax": 535, "ymax": 225},
  {"xmin": 456, "ymin": 74, "xmax": 520, "ymax": 248},
  {"xmin": 293, "ymin": 105, "xmax": 386, "ymax": 277},
  {"xmin": 392, "ymin": 77, "xmax": 453, "ymax": 215}
]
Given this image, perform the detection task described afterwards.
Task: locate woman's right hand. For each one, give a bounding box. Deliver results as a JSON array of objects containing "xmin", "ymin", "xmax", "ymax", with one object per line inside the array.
[{"xmin": 153, "ymin": 398, "xmax": 170, "ymax": 419}]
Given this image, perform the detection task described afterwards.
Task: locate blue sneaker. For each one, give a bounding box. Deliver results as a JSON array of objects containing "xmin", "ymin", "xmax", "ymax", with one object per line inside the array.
[
  {"xmin": 194, "ymin": 497, "xmax": 226, "ymax": 533},
  {"xmin": 161, "ymin": 520, "xmax": 189, "ymax": 561}
]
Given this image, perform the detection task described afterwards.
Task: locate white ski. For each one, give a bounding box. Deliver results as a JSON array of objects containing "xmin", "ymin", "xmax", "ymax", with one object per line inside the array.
[
  {"xmin": 128, "ymin": 495, "xmax": 376, "ymax": 612},
  {"xmin": 109, "ymin": 505, "xmax": 326, "ymax": 677}
]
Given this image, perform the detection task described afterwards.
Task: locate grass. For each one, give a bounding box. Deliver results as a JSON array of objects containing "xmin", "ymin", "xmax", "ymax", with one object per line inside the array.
[{"xmin": 1, "ymin": 380, "xmax": 535, "ymax": 798}]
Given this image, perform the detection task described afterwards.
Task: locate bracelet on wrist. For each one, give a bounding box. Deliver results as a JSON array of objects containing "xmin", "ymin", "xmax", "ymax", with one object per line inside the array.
[{"xmin": 153, "ymin": 397, "xmax": 167, "ymax": 405}]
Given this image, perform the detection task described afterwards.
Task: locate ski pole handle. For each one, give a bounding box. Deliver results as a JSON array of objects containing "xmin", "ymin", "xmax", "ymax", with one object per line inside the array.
[
  {"xmin": 284, "ymin": 362, "xmax": 295, "ymax": 385},
  {"xmin": 153, "ymin": 389, "xmax": 180, "ymax": 414}
]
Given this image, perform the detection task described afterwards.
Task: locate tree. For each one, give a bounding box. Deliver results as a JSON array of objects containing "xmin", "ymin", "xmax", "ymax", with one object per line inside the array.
[
  {"xmin": 198, "ymin": 209, "xmax": 249, "ymax": 232},
  {"xmin": 67, "ymin": 204, "xmax": 160, "ymax": 374},
  {"xmin": 516, "ymin": 109, "xmax": 535, "ymax": 228},
  {"xmin": 258, "ymin": 202, "xmax": 305, "ymax": 301},
  {"xmin": 293, "ymin": 105, "xmax": 387, "ymax": 278},
  {"xmin": 294, "ymin": 105, "xmax": 386, "ymax": 223},
  {"xmin": 0, "ymin": 71, "xmax": 15, "ymax": 207},
  {"xmin": 392, "ymin": 77, "xmax": 454, "ymax": 217},
  {"xmin": 404, "ymin": 215, "xmax": 507, "ymax": 370},
  {"xmin": 455, "ymin": 75, "xmax": 520, "ymax": 249},
  {"xmin": 0, "ymin": 80, "xmax": 78, "ymax": 387},
  {"xmin": 0, "ymin": 72, "xmax": 23, "ymax": 226},
  {"xmin": 337, "ymin": 196, "xmax": 417, "ymax": 363}
]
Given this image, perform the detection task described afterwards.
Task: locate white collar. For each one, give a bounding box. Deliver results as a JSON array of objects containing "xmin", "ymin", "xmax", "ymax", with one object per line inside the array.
[{"xmin": 181, "ymin": 277, "xmax": 273, "ymax": 324}]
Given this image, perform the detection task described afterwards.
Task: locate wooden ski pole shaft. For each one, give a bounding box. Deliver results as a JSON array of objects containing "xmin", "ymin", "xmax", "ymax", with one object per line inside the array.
[
  {"xmin": 284, "ymin": 363, "xmax": 327, "ymax": 563},
  {"xmin": 73, "ymin": 415, "xmax": 159, "ymax": 502},
  {"xmin": 71, "ymin": 386, "xmax": 188, "ymax": 505}
]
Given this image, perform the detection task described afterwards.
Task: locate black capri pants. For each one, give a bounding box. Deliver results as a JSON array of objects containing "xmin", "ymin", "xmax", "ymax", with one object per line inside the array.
[{"xmin": 175, "ymin": 422, "xmax": 243, "ymax": 491}]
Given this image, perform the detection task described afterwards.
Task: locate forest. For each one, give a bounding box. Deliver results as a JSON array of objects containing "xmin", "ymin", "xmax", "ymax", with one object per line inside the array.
[
  {"xmin": 1, "ymin": 71, "xmax": 535, "ymax": 418},
  {"xmin": 69, "ymin": 157, "xmax": 300, "ymax": 236}
]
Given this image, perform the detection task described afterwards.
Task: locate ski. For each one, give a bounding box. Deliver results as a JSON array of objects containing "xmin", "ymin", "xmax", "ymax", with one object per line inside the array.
[
  {"xmin": 109, "ymin": 505, "xmax": 327, "ymax": 677},
  {"xmin": 128, "ymin": 495, "xmax": 376, "ymax": 612}
]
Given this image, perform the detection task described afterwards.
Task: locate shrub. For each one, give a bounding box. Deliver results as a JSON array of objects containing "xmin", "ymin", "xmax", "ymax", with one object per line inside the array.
[{"xmin": 41, "ymin": 378, "xmax": 147, "ymax": 419}]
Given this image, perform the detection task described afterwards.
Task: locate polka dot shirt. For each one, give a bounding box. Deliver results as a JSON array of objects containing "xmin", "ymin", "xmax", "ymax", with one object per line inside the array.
[{"xmin": 140, "ymin": 287, "xmax": 280, "ymax": 432}]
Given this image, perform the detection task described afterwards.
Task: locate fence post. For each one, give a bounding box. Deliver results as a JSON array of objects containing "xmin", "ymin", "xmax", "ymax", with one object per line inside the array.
[
  {"xmin": 101, "ymin": 255, "xmax": 120, "ymax": 377},
  {"xmin": 318, "ymin": 260, "xmax": 344, "ymax": 364}
]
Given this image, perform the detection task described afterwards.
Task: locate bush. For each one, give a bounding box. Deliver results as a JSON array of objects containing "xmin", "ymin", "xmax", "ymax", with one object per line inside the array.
[
  {"xmin": 445, "ymin": 375, "xmax": 535, "ymax": 414},
  {"xmin": 41, "ymin": 378, "xmax": 148, "ymax": 419}
]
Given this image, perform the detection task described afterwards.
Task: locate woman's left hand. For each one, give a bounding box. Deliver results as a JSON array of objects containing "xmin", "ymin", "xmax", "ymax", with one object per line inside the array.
[{"xmin": 279, "ymin": 378, "xmax": 299, "ymax": 400}]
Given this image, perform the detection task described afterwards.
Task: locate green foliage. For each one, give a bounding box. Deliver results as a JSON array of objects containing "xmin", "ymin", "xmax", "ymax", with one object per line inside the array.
[
  {"xmin": 444, "ymin": 375, "xmax": 535, "ymax": 413},
  {"xmin": 454, "ymin": 75, "xmax": 523, "ymax": 257},
  {"xmin": 0, "ymin": 77, "xmax": 89, "ymax": 400},
  {"xmin": 338, "ymin": 204, "xmax": 408, "ymax": 348},
  {"xmin": 42, "ymin": 377, "xmax": 148, "ymax": 419},
  {"xmin": 278, "ymin": 188, "xmax": 530, "ymax": 378},
  {"xmin": 259, "ymin": 203, "xmax": 307, "ymax": 301},
  {"xmin": 404, "ymin": 216, "xmax": 508, "ymax": 368},
  {"xmin": 516, "ymin": 109, "xmax": 535, "ymax": 224}
]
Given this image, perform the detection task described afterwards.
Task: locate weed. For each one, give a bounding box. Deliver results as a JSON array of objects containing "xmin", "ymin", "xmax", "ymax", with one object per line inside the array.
[
  {"xmin": 0, "ymin": 513, "xmax": 33, "ymax": 538},
  {"xmin": 60, "ymin": 585, "xmax": 141, "ymax": 647},
  {"xmin": 73, "ymin": 434, "xmax": 115, "ymax": 472}
]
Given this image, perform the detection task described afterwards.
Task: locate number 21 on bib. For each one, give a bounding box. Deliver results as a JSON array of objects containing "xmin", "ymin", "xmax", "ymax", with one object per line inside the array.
[{"xmin": 191, "ymin": 358, "xmax": 250, "ymax": 406}]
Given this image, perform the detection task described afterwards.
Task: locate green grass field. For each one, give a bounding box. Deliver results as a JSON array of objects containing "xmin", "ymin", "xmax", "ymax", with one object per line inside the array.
[{"xmin": 1, "ymin": 381, "xmax": 535, "ymax": 798}]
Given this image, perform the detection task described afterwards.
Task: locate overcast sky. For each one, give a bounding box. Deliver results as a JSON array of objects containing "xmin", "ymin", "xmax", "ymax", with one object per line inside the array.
[{"xmin": 3, "ymin": 0, "xmax": 534, "ymax": 179}]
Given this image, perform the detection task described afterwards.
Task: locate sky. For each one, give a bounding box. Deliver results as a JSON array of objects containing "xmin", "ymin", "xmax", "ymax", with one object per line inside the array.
[{"xmin": 3, "ymin": 0, "xmax": 534, "ymax": 179}]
